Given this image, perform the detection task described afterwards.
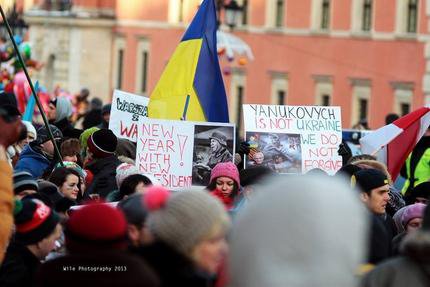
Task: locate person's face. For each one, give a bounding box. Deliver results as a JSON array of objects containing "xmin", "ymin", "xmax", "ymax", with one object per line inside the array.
[
  {"xmin": 271, "ymin": 136, "xmax": 280, "ymax": 145},
  {"xmin": 48, "ymin": 103, "xmax": 57, "ymax": 121},
  {"xmin": 415, "ymin": 197, "xmax": 429, "ymax": 205},
  {"xmin": 361, "ymin": 184, "xmax": 390, "ymax": 215},
  {"xmin": 41, "ymin": 140, "xmax": 55, "ymax": 157},
  {"xmin": 253, "ymin": 152, "xmax": 264, "ymax": 164},
  {"xmin": 274, "ymin": 155, "xmax": 283, "ymax": 164},
  {"xmin": 210, "ymin": 138, "xmax": 222, "ymax": 152},
  {"xmin": 63, "ymin": 155, "xmax": 78, "ymax": 163},
  {"xmin": 37, "ymin": 224, "xmax": 62, "ymax": 259},
  {"xmin": 215, "ymin": 176, "xmax": 235, "ymax": 197},
  {"xmin": 60, "ymin": 174, "xmax": 79, "ymax": 200},
  {"xmin": 103, "ymin": 113, "xmax": 110, "ymax": 123},
  {"xmin": 191, "ymin": 230, "xmax": 228, "ymax": 274},
  {"xmin": 406, "ymin": 217, "xmax": 423, "ymax": 233},
  {"xmin": 135, "ymin": 182, "xmax": 148, "ymax": 195}
]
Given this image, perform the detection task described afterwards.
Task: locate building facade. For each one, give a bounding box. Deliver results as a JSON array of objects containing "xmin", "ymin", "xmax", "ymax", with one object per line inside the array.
[{"xmin": 19, "ymin": 0, "xmax": 430, "ymax": 129}]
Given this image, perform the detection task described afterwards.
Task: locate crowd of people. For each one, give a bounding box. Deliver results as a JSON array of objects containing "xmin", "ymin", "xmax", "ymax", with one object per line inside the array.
[{"xmin": 0, "ymin": 90, "xmax": 430, "ymax": 287}]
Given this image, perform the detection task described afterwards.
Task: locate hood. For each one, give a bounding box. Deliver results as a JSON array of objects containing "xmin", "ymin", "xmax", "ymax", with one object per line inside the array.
[
  {"xmin": 55, "ymin": 96, "xmax": 73, "ymax": 122},
  {"xmin": 228, "ymin": 175, "xmax": 368, "ymax": 287},
  {"xmin": 19, "ymin": 145, "xmax": 50, "ymax": 163}
]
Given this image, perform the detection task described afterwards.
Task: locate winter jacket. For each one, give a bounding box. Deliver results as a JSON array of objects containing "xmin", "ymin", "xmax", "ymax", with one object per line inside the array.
[
  {"xmin": 35, "ymin": 250, "xmax": 159, "ymax": 287},
  {"xmin": 362, "ymin": 230, "xmax": 430, "ymax": 287},
  {"xmin": 401, "ymin": 136, "xmax": 430, "ymax": 195},
  {"xmin": 14, "ymin": 145, "xmax": 50, "ymax": 179},
  {"xmin": 0, "ymin": 241, "xmax": 40, "ymax": 287},
  {"xmin": 136, "ymin": 241, "xmax": 214, "ymax": 287},
  {"xmin": 85, "ymin": 155, "xmax": 121, "ymax": 198},
  {"xmin": 0, "ymin": 161, "xmax": 13, "ymax": 264},
  {"xmin": 52, "ymin": 117, "xmax": 82, "ymax": 140}
]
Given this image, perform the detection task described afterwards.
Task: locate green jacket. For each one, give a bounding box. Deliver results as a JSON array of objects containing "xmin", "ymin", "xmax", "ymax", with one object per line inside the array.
[{"xmin": 401, "ymin": 148, "xmax": 430, "ymax": 195}]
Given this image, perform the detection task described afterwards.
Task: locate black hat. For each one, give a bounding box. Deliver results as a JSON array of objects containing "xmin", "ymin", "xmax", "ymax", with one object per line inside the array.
[
  {"xmin": 37, "ymin": 180, "xmax": 64, "ymax": 207},
  {"xmin": 117, "ymin": 193, "xmax": 148, "ymax": 227},
  {"xmin": 34, "ymin": 124, "xmax": 63, "ymax": 146},
  {"xmin": 352, "ymin": 168, "xmax": 389, "ymax": 193},
  {"xmin": 240, "ymin": 166, "xmax": 273, "ymax": 187},
  {"xmin": 102, "ymin": 104, "xmax": 111, "ymax": 115},
  {"xmin": 13, "ymin": 171, "xmax": 38, "ymax": 195},
  {"xmin": 14, "ymin": 198, "xmax": 60, "ymax": 245},
  {"xmin": 87, "ymin": 129, "xmax": 117, "ymax": 158},
  {"xmin": 209, "ymin": 131, "xmax": 227, "ymax": 146}
]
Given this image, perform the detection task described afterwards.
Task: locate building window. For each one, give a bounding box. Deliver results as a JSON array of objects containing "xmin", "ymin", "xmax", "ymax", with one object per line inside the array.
[
  {"xmin": 178, "ymin": 0, "xmax": 184, "ymax": 22},
  {"xmin": 277, "ymin": 90, "xmax": 285, "ymax": 105},
  {"xmin": 242, "ymin": 0, "xmax": 249, "ymax": 25},
  {"xmin": 359, "ymin": 98, "xmax": 368, "ymax": 120},
  {"xmin": 401, "ymin": 103, "xmax": 411, "ymax": 115},
  {"xmin": 117, "ymin": 49, "xmax": 124, "ymax": 89},
  {"xmin": 141, "ymin": 51, "xmax": 148, "ymax": 93},
  {"xmin": 135, "ymin": 39, "xmax": 150, "ymax": 95},
  {"xmin": 321, "ymin": 0, "xmax": 330, "ymax": 29},
  {"xmin": 322, "ymin": 94, "xmax": 330, "ymax": 106},
  {"xmin": 362, "ymin": 0, "xmax": 372, "ymax": 31},
  {"xmin": 407, "ymin": 0, "xmax": 418, "ymax": 33},
  {"xmin": 275, "ymin": 0, "xmax": 285, "ymax": 28},
  {"xmin": 236, "ymin": 86, "xmax": 244, "ymax": 131}
]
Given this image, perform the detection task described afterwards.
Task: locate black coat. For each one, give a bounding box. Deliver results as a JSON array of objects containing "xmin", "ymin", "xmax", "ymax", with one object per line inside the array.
[
  {"xmin": 136, "ymin": 241, "xmax": 214, "ymax": 287},
  {"xmin": 53, "ymin": 118, "xmax": 83, "ymax": 140},
  {"xmin": 85, "ymin": 155, "xmax": 122, "ymax": 198},
  {"xmin": 0, "ymin": 241, "xmax": 40, "ymax": 287},
  {"xmin": 35, "ymin": 250, "xmax": 159, "ymax": 287}
]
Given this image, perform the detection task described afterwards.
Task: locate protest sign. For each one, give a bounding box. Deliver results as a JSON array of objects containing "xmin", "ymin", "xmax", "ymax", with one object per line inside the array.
[
  {"xmin": 243, "ymin": 104, "xmax": 342, "ymax": 175},
  {"xmin": 109, "ymin": 89, "xmax": 149, "ymax": 142},
  {"xmin": 136, "ymin": 118, "xmax": 235, "ymax": 189}
]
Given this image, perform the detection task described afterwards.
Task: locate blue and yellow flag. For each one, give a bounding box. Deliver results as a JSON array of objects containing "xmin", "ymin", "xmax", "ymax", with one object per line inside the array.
[{"xmin": 148, "ymin": 0, "xmax": 229, "ymax": 123}]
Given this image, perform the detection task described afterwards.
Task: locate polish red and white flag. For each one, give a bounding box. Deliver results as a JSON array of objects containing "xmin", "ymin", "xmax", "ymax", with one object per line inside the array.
[{"xmin": 360, "ymin": 107, "xmax": 430, "ymax": 180}]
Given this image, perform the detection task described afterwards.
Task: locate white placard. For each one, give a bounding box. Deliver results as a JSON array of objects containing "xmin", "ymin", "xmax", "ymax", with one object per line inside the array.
[
  {"xmin": 243, "ymin": 104, "xmax": 343, "ymax": 175},
  {"xmin": 109, "ymin": 89, "xmax": 149, "ymax": 142},
  {"xmin": 136, "ymin": 118, "xmax": 236, "ymax": 189}
]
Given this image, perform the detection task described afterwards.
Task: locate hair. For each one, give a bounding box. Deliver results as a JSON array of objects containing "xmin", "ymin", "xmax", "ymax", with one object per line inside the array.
[
  {"xmin": 48, "ymin": 167, "xmax": 82, "ymax": 194},
  {"xmin": 207, "ymin": 178, "xmax": 239, "ymax": 199},
  {"xmin": 347, "ymin": 154, "xmax": 377, "ymax": 165},
  {"xmin": 61, "ymin": 138, "xmax": 81, "ymax": 157},
  {"xmin": 385, "ymin": 113, "xmax": 400, "ymax": 125},
  {"xmin": 119, "ymin": 174, "xmax": 152, "ymax": 199}
]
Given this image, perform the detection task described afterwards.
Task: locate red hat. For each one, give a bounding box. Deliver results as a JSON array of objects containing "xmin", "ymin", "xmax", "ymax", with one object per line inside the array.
[
  {"xmin": 210, "ymin": 162, "xmax": 240, "ymax": 186},
  {"xmin": 65, "ymin": 202, "xmax": 127, "ymax": 253}
]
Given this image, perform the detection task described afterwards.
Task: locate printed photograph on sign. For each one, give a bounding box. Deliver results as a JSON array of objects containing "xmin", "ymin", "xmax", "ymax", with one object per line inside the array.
[
  {"xmin": 245, "ymin": 132, "xmax": 302, "ymax": 174},
  {"xmin": 192, "ymin": 125, "xmax": 235, "ymax": 186}
]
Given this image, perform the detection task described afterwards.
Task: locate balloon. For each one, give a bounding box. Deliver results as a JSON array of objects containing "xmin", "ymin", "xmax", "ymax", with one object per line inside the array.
[
  {"xmin": 19, "ymin": 42, "xmax": 31, "ymax": 60},
  {"xmin": 223, "ymin": 66, "xmax": 231, "ymax": 76},
  {"xmin": 238, "ymin": 57, "xmax": 247, "ymax": 66}
]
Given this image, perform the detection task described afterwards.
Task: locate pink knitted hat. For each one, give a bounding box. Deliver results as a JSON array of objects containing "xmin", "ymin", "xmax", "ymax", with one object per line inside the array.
[
  {"xmin": 210, "ymin": 162, "xmax": 240, "ymax": 186},
  {"xmin": 401, "ymin": 203, "xmax": 427, "ymax": 228}
]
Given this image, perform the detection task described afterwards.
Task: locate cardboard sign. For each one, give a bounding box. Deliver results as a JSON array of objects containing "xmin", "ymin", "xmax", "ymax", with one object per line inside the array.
[
  {"xmin": 243, "ymin": 104, "xmax": 343, "ymax": 175},
  {"xmin": 136, "ymin": 118, "xmax": 235, "ymax": 189},
  {"xmin": 109, "ymin": 89, "xmax": 149, "ymax": 142}
]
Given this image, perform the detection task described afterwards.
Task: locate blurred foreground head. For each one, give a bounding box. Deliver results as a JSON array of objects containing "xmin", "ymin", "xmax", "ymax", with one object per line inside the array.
[{"xmin": 229, "ymin": 174, "xmax": 368, "ymax": 287}]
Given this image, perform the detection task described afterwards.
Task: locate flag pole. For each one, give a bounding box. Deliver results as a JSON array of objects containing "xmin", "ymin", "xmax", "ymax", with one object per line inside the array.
[
  {"xmin": 181, "ymin": 94, "xmax": 191, "ymax": 121},
  {"xmin": 0, "ymin": 5, "xmax": 63, "ymax": 165}
]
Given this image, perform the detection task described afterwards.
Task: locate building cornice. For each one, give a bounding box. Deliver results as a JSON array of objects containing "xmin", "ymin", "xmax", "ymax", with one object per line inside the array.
[{"xmin": 24, "ymin": 14, "xmax": 115, "ymax": 28}]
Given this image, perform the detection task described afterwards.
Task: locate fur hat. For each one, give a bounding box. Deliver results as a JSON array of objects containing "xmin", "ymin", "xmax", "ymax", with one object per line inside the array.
[
  {"xmin": 210, "ymin": 162, "xmax": 240, "ymax": 186},
  {"xmin": 14, "ymin": 198, "xmax": 60, "ymax": 245},
  {"xmin": 145, "ymin": 186, "xmax": 230, "ymax": 257},
  {"xmin": 87, "ymin": 129, "xmax": 117, "ymax": 158}
]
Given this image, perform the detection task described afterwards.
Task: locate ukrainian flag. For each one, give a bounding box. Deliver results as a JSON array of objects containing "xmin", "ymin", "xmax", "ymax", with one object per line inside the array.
[{"xmin": 148, "ymin": 0, "xmax": 229, "ymax": 123}]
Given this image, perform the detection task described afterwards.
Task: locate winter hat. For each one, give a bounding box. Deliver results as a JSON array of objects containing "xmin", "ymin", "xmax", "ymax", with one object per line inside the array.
[
  {"xmin": 239, "ymin": 166, "xmax": 273, "ymax": 187},
  {"xmin": 14, "ymin": 198, "xmax": 60, "ymax": 245},
  {"xmin": 228, "ymin": 175, "xmax": 367, "ymax": 287},
  {"xmin": 210, "ymin": 162, "xmax": 240, "ymax": 187},
  {"xmin": 117, "ymin": 194, "xmax": 148, "ymax": 227},
  {"xmin": 13, "ymin": 171, "xmax": 38, "ymax": 195},
  {"xmin": 34, "ymin": 124, "xmax": 63, "ymax": 146},
  {"xmin": 401, "ymin": 203, "xmax": 426, "ymax": 228},
  {"xmin": 393, "ymin": 206, "xmax": 408, "ymax": 233},
  {"xmin": 116, "ymin": 138, "xmax": 137, "ymax": 160},
  {"xmin": 53, "ymin": 96, "xmax": 73, "ymax": 122},
  {"xmin": 101, "ymin": 103, "xmax": 111, "ymax": 115},
  {"xmin": 37, "ymin": 180, "xmax": 64, "ymax": 207},
  {"xmin": 22, "ymin": 121, "xmax": 37, "ymax": 141},
  {"xmin": 55, "ymin": 161, "xmax": 87, "ymax": 179},
  {"xmin": 405, "ymin": 182, "xmax": 430, "ymax": 204},
  {"xmin": 116, "ymin": 163, "xmax": 140, "ymax": 187},
  {"xmin": 79, "ymin": 127, "xmax": 99, "ymax": 152},
  {"xmin": 145, "ymin": 186, "xmax": 230, "ymax": 257},
  {"xmin": 351, "ymin": 168, "xmax": 389, "ymax": 193},
  {"xmin": 87, "ymin": 129, "xmax": 117, "ymax": 158},
  {"xmin": 209, "ymin": 131, "xmax": 228, "ymax": 146},
  {"xmin": 65, "ymin": 202, "xmax": 128, "ymax": 253}
]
